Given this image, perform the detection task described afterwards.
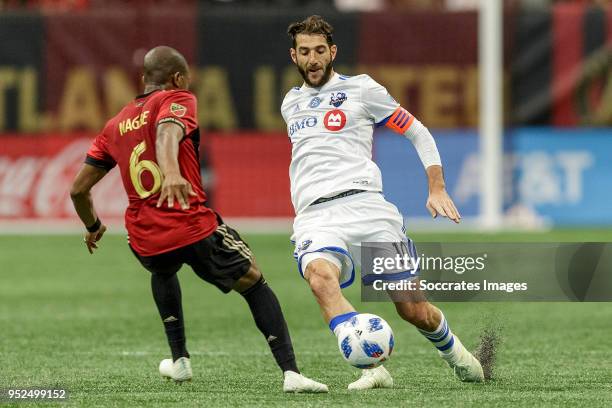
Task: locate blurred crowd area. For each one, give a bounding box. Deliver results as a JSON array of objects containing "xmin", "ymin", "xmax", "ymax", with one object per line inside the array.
[{"xmin": 1, "ymin": 0, "xmax": 611, "ymax": 12}]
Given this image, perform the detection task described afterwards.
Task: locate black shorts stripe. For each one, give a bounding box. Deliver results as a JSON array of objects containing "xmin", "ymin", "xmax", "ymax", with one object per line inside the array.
[{"xmin": 216, "ymin": 225, "xmax": 253, "ymax": 261}]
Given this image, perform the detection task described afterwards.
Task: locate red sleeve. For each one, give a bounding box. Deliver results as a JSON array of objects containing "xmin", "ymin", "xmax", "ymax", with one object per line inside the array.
[
  {"xmin": 85, "ymin": 128, "xmax": 116, "ymax": 171},
  {"xmin": 155, "ymin": 91, "xmax": 198, "ymax": 137}
]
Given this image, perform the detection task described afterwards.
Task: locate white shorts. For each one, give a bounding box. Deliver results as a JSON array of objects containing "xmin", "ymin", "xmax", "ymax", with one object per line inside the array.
[{"xmin": 292, "ymin": 191, "xmax": 416, "ymax": 288}]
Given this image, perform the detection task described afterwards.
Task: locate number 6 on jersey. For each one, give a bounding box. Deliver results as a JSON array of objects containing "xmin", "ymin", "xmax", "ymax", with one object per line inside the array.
[{"xmin": 129, "ymin": 141, "xmax": 163, "ymax": 199}]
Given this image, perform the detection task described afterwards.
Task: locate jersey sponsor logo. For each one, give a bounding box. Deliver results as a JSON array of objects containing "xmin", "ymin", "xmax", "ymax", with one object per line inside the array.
[
  {"xmin": 308, "ymin": 97, "xmax": 322, "ymax": 108},
  {"xmin": 329, "ymin": 92, "xmax": 347, "ymax": 107},
  {"xmin": 324, "ymin": 109, "xmax": 347, "ymax": 131},
  {"xmin": 289, "ymin": 116, "xmax": 317, "ymax": 136},
  {"xmin": 297, "ymin": 239, "xmax": 312, "ymax": 251},
  {"xmin": 118, "ymin": 110, "xmax": 150, "ymax": 136},
  {"xmin": 170, "ymin": 103, "xmax": 187, "ymax": 117}
]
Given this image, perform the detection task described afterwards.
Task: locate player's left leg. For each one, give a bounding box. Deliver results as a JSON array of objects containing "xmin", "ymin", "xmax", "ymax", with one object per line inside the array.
[
  {"xmin": 233, "ymin": 263, "xmax": 328, "ymax": 393},
  {"xmin": 233, "ymin": 263, "xmax": 299, "ymax": 375},
  {"xmin": 394, "ymin": 296, "xmax": 484, "ymax": 383},
  {"xmin": 188, "ymin": 222, "xmax": 327, "ymax": 393},
  {"xmin": 349, "ymin": 193, "xmax": 483, "ymax": 388}
]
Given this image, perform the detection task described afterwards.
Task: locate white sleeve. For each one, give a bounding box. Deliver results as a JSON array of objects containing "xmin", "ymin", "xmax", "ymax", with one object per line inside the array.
[
  {"xmin": 361, "ymin": 75, "xmax": 400, "ymax": 124},
  {"xmin": 280, "ymin": 89, "xmax": 298, "ymax": 123},
  {"xmin": 403, "ymin": 117, "xmax": 442, "ymax": 169},
  {"xmin": 280, "ymin": 94, "xmax": 290, "ymax": 123},
  {"xmin": 360, "ymin": 75, "xmax": 441, "ymax": 168}
]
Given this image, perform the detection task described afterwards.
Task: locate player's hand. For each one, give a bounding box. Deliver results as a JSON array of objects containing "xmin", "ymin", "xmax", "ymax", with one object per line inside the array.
[
  {"xmin": 84, "ymin": 224, "xmax": 107, "ymax": 254},
  {"xmin": 156, "ymin": 172, "xmax": 197, "ymax": 210},
  {"xmin": 426, "ymin": 188, "xmax": 461, "ymax": 223}
]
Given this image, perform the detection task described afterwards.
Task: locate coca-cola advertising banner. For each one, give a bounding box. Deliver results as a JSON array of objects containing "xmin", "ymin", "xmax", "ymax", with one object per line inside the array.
[
  {"xmin": 0, "ymin": 135, "xmax": 127, "ymax": 224},
  {"xmin": 0, "ymin": 134, "xmax": 293, "ymax": 227}
]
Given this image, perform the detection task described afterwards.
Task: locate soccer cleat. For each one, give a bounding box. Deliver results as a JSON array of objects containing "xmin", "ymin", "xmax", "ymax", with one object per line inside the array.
[
  {"xmin": 159, "ymin": 357, "xmax": 192, "ymax": 383},
  {"xmin": 283, "ymin": 371, "xmax": 329, "ymax": 393},
  {"xmin": 347, "ymin": 365, "xmax": 393, "ymax": 390},
  {"xmin": 439, "ymin": 337, "xmax": 484, "ymax": 383},
  {"xmin": 159, "ymin": 358, "xmax": 173, "ymax": 379}
]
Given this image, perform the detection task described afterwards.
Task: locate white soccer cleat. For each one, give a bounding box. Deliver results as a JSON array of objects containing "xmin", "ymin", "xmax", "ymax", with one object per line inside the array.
[
  {"xmin": 159, "ymin": 357, "xmax": 192, "ymax": 383},
  {"xmin": 439, "ymin": 337, "xmax": 484, "ymax": 383},
  {"xmin": 347, "ymin": 365, "xmax": 393, "ymax": 390},
  {"xmin": 159, "ymin": 358, "xmax": 174, "ymax": 379},
  {"xmin": 283, "ymin": 371, "xmax": 329, "ymax": 393}
]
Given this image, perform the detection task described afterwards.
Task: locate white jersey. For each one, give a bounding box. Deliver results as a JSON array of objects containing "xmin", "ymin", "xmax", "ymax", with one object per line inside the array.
[{"xmin": 281, "ymin": 73, "xmax": 399, "ymax": 214}]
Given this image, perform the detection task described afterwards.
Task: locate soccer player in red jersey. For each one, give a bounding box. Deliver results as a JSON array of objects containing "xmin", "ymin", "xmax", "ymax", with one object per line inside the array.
[{"xmin": 70, "ymin": 46, "xmax": 327, "ymax": 392}]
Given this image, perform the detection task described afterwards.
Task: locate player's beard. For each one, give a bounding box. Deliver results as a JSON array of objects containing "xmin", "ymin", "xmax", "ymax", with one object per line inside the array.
[{"xmin": 298, "ymin": 61, "xmax": 333, "ymax": 88}]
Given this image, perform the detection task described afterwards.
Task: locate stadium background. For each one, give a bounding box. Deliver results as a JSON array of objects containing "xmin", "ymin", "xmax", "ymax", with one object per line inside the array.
[
  {"xmin": 2, "ymin": 0, "xmax": 612, "ymax": 230},
  {"xmin": 1, "ymin": 1, "xmax": 611, "ymax": 407}
]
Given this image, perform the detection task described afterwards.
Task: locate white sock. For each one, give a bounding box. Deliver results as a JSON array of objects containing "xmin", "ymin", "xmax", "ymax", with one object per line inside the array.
[{"xmin": 417, "ymin": 312, "xmax": 456, "ymax": 355}]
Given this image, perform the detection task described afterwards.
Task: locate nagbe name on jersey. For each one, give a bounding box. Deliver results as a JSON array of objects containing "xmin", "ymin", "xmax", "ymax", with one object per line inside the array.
[{"xmin": 119, "ymin": 110, "xmax": 150, "ymax": 136}]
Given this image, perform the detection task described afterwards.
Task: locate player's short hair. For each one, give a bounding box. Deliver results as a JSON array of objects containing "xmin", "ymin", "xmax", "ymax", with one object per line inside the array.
[
  {"xmin": 287, "ymin": 15, "xmax": 334, "ymax": 48},
  {"xmin": 143, "ymin": 46, "xmax": 188, "ymax": 86}
]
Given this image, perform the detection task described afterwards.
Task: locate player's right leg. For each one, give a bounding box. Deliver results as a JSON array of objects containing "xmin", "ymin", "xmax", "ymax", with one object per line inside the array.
[
  {"xmin": 300, "ymin": 254, "xmax": 392, "ymax": 391},
  {"xmin": 130, "ymin": 246, "xmax": 192, "ymax": 383},
  {"xmin": 233, "ymin": 262, "xmax": 328, "ymax": 393},
  {"xmin": 303, "ymin": 257, "xmax": 355, "ymax": 323},
  {"xmin": 292, "ymin": 206, "xmax": 394, "ymax": 390},
  {"xmin": 293, "ymin": 231, "xmax": 359, "ymax": 328},
  {"xmin": 186, "ymin": 221, "xmax": 327, "ymax": 393}
]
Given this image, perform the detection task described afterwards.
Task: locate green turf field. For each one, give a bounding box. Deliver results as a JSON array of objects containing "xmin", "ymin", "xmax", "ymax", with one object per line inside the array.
[{"xmin": 1, "ymin": 231, "xmax": 611, "ymax": 407}]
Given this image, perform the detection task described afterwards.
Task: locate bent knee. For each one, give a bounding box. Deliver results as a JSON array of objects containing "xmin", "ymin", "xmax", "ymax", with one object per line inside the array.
[
  {"xmin": 233, "ymin": 263, "xmax": 262, "ymax": 292},
  {"xmin": 305, "ymin": 259, "xmax": 340, "ymax": 295}
]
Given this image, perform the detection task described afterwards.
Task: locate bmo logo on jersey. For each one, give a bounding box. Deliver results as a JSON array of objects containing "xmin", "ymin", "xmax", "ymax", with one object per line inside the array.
[
  {"xmin": 289, "ymin": 116, "xmax": 318, "ymax": 136},
  {"xmin": 324, "ymin": 109, "xmax": 347, "ymax": 131}
]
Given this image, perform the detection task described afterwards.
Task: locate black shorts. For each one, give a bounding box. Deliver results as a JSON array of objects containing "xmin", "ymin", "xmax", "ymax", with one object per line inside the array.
[{"xmin": 131, "ymin": 222, "xmax": 253, "ymax": 293}]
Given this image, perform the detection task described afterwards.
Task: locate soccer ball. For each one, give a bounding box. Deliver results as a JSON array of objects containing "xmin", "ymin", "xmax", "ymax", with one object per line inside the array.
[{"xmin": 336, "ymin": 313, "xmax": 394, "ymax": 369}]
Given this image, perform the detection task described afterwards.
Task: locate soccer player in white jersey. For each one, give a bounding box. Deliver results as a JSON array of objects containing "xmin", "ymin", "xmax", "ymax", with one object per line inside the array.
[{"xmin": 281, "ymin": 15, "xmax": 485, "ymax": 390}]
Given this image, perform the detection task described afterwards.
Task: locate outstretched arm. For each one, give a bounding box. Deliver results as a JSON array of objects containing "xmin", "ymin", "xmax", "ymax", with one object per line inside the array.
[
  {"xmin": 155, "ymin": 122, "xmax": 196, "ymax": 210},
  {"xmin": 70, "ymin": 164, "xmax": 108, "ymax": 253},
  {"xmin": 425, "ymin": 165, "xmax": 461, "ymax": 223},
  {"xmin": 385, "ymin": 108, "xmax": 461, "ymax": 223}
]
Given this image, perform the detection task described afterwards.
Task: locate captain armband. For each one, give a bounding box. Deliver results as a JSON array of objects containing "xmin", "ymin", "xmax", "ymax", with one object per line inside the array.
[
  {"xmin": 385, "ymin": 107, "xmax": 442, "ymax": 169},
  {"xmin": 384, "ymin": 107, "xmax": 414, "ymax": 134}
]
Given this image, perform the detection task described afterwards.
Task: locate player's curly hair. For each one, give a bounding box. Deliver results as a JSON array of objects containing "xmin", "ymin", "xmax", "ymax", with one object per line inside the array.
[{"xmin": 287, "ymin": 15, "xmax": 334, "ymax": 48}]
